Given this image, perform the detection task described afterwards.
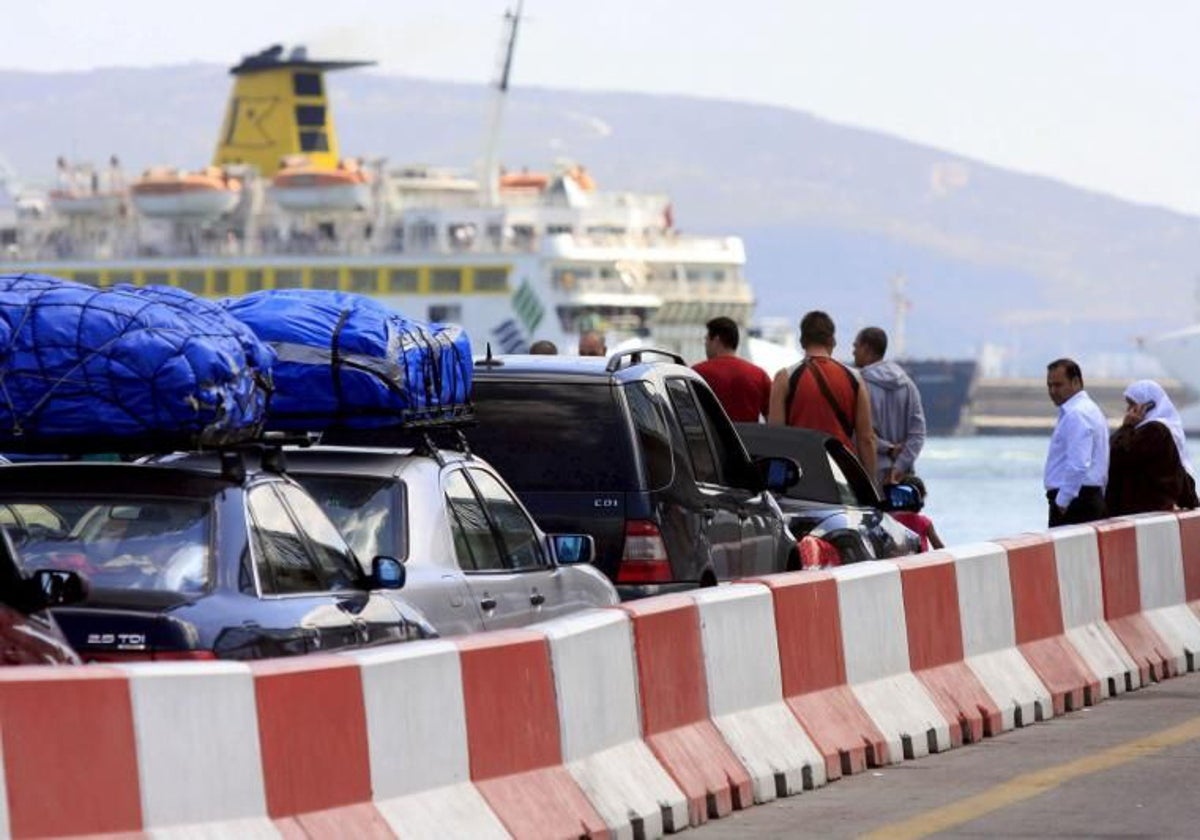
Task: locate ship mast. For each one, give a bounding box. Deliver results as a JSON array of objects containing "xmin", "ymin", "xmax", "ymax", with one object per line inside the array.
[
  {"xmin": 480, "ymin": 2, "xmax": 524, "ymax": 206},
  {"xmin": 890, "ymin": 273, "xmax": 911, "ymax": 359}
]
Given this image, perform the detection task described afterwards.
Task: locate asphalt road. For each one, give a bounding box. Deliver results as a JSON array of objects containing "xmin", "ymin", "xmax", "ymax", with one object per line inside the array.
[{"xmin": 694, "ymin": 671, "xmax": 1200, "ymax": 838}]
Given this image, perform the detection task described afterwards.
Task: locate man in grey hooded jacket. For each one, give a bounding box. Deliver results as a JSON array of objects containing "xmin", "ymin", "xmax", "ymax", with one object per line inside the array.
[{"xmin": 853, "ymin": 326, "xmax": 927, "ymax": 486}]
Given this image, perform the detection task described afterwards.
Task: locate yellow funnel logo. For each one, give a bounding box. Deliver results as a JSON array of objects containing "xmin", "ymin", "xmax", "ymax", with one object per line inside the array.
[{"xmin": 222, "ymin": 97, "xmax": 280, "ymax": 149}]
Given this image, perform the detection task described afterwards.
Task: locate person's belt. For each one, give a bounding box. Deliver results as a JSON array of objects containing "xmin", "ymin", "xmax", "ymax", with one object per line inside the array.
[{"xmin": 1046, "ymin": 485, "xmax": 1102, "ymax": 499}]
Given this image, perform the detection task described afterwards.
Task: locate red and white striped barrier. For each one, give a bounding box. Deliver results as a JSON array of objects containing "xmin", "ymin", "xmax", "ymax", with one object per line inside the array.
[{"xmin": 3, "ymin": 510, "xmax": 1200, "ymax": 838}]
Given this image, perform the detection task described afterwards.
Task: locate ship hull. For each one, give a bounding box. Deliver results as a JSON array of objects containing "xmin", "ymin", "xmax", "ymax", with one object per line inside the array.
[{"xmin": 897, "ymin": 358, "xmax": 978, "ymax": 436}]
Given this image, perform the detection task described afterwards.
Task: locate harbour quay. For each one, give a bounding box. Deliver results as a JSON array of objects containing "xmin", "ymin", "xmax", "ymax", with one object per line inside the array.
[{"xmin": 967, "ymin": 377, "xmax": 1190, "ymax": 435}]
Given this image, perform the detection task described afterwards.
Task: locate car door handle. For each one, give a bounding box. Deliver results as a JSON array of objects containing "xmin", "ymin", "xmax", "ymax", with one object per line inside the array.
[
  {"xmin": 480, "ymin": 596, "xmax": 497, "ymax": 611},
  {"xmin": 530, "ymin": 592, "xmax": 545, "ymax": 606}
]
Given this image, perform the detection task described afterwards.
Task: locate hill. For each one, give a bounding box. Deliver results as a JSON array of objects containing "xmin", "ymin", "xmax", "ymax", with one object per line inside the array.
[{"xmin": 2, "ymin": 63, "xmax": 1195, "ymax": 374}]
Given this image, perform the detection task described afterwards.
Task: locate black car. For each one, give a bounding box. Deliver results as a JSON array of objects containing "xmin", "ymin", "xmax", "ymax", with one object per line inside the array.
[
  {"xmin": 735, "ymin": 423, "xmax": 920, "ymax": 564},
  {"xmin": 466, "ymin": 350, "xmax": 800, "ymax": 599},
  {"xmin": 0, "ymin": 452, "xmax": 434, "ymax": 661}
]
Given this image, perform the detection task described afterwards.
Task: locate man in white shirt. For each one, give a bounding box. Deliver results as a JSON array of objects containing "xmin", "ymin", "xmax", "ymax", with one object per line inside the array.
[{"xmin": 1044, "ymin": 358, "xmax": 1109, "ymax": 526}]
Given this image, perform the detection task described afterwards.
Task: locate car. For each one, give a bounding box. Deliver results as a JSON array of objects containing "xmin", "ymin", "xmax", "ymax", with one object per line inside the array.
[
  {"xmin": 0, "ymin": 504, "xmax": 86, "ymax": 664},
  {"xmin": 734, "ymin": 423, "xmax": 921, "ymax": 564},
  {"xmin": 0, "ymin": 452, "xmax": 435, "ymax": 661},
  {"xmin": 463, "ymin": 349, "xmax": 801, "ymax": 599},
  {"xmin": 283, "ymin": 442, "xmax": 619, "ymax": 636}
]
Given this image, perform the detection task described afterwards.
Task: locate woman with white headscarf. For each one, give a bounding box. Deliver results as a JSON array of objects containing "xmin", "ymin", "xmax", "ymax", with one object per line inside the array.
[{"xmin": 1106, "ymin": 380, "xmax": 1199, "ymax": 515}]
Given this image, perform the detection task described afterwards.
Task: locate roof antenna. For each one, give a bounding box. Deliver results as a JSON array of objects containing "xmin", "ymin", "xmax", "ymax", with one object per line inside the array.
[{"xmin": 485, "ymin": 342, "xmax": 494, "ymax": 363}]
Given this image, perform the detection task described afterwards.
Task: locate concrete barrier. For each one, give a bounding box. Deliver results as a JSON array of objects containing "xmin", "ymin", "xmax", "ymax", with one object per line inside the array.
[
  {"xmin": 352, "ymin": 641, "xmax": 508, "ymax": 838},
  {"xmin": 622, "ymin": 595, "xmax": 752, "ymax": 826},
  {"xmin": 836, "ymin": 562, "xmax": 953, "ymax": 760},
  {"xmin": 540, "ymin": 609, "xmax": 688, "ymax": 838},
  {"xmin": 948, "ymin": 542, "xmax": 1052, "ymax": 730},
  {"xmin": 1001, "ymin": 534, "xmax": 1100, "ymax": 713},
  {"xmin": 896, "ymin": 553, "xmax": 1002, "ymax": 744},
  {"xmin": 1049, "ymin": 525, "xmax": 1143, "ymax": 697},
  {"xmin": 1132, "ymin": 514, "xmax": 1200, "ymax": 673},
  {"xmin": 456, "ymin": 630, "xmax": 607, "ymax": 839},
  {"xmin": 1093, "ymin": 521, "xmax": 1177, "ymax": 682},
  {"xmin": 759, "ymin": 571, "xmax": 891, "ymax": 780},
  {"xmin": 691, "ymin": 584, "xmax": 826, "ymax": 802},
  {"xmin": 1175, "ymin": 511, "xmax": 1200, "ymax": 612}
]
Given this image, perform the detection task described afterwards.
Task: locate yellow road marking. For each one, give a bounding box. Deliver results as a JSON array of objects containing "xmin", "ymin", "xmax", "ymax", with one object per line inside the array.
[{"xmin": 861, "ymin": 714, "xmax": 1200, "ymax": 840}]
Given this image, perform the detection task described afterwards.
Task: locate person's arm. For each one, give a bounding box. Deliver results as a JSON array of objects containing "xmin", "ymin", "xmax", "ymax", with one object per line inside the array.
[
  {"xmin": 853, "ymin": 375, "xmax": 878, "ymax": 482},
  {"xmin": 767, "ymin": 368, "xmax": 789, "ymax": 425},
  {"xmin": 894, "ymin": 381, "xmax": 927, "ymax": 477},
  {"xmin": 926, "ymin": 518, "xmax": 944, "ymax": 550},
  {"xmin": 758, "ymin": 367, "xmax": 772, "ymax": 421},
  {"xmin": 1054, "ymin": 411, "xmax": 1092, "ymax": 510}
]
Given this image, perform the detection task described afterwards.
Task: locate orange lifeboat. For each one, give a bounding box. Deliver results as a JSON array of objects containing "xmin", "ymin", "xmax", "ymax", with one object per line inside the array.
[
  {"xmin": 49, "ymin": 157, "xmax": 126, "ymax": 217},
  {"xmin": 130, "ymin": 166, "xmax": 241, "ymax": 219},
  {"xmin": 499, "ymin": 169, "xmax": 550, "ymax": 191},
  {"xmin": 271, "ymin": 157, "xmax": 371, "ymax": 212}
]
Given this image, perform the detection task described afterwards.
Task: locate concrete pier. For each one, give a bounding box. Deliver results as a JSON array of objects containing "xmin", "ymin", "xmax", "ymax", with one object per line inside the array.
[{"xmin": 967, "ymin": 378, "xmax": 1190, "ymax": 435}]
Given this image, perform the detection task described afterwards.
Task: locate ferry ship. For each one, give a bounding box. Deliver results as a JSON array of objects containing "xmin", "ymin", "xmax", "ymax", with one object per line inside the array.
[{"xmin": 0, "ymin": 9, "xmax": 753, "ymax": 363}]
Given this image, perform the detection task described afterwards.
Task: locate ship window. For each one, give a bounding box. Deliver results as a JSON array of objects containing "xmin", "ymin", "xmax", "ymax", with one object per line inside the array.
[
  {"xmin": 295, "ymin": 105, "xmax": 326, "ymax": 128},
  {"xmin": 293, "ymin": 73, "xmax": 323, "ymax": 97},
  {"xmin": 299, "ymin": 131, "xmax": 329, "ymax": 153},
  {"xmin": 107, "ymin": 272, "xmax": 134, "ymax": 288},
  {"xmin": 274, "ymin": 269, "xmax": 304, "ymax": 289},
  {"xmin": 144, "ymin": 271, "xmax": 169, "ymax": 287},
  {"xmin": 474, "ymin": 268, "xmax": 507, "ymax": 292},
  {"xmin": 431, "ymin": 269, "xmax": 462, "ymax": 293},
  {"xmin": 348, "ymin": 269, "xmax": 379, "ymax": 293},
  {"xmin": 246, "ymin": 269, "xmax": 265, "ymax": 292},
  {"xmin": 310, "ymin": 268, "xmax": 340, "ymax": 289},
  {"xmin": 546, "ymin": 224, "xmax": 573, "ymax": 235},
  {"xmin": 212, "ymin": 270, "xmax": 231, "ymax": 295},
  {"xmin": 74, "ymin": 272, "xmax": 101, "ymax": 287},
  {"xmin": 429, "ymin": 305, "xmax": 461, "ymax": 323},
  {"xmin": 179, "ymin": 271, "xmax": 207, "ymax": 294},
  {"xmin": 387, "ymin": 269, "xmax": 418, "ymax": 293}
]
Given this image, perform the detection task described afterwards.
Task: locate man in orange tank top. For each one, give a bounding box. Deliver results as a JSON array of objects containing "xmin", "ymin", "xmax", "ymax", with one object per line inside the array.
[
  {"xmin": 692, "ymin": 316, "xmax": 772, "ymax": 422},
  {"xmin": 768, "ymin": 310, "xmax": 878, "ymax": 483}
]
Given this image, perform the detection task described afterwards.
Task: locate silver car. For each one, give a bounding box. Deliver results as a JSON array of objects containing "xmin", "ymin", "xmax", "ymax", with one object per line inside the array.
[{"xmin": 285, "ymin": 445, "xmax": 618, "ymax": 636}]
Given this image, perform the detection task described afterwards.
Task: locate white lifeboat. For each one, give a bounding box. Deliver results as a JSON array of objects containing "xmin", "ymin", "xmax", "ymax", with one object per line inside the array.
[
  {"xmin": 271, "ymin": 157, "xmax": 371, "ymax": 212},
  {"xmin": 48, "ymin": 189, "xmax": 125, "ymax": 218},
  {"xmin": 130, "ymin": 166, "xmax": 241, "ymax": 219}
]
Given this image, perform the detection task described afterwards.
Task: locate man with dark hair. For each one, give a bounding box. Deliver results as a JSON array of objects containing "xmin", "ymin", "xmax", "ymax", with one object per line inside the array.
[
  {"xmin": 529, "ymin": 340, "xmax": 558, "ymax": 355},
  {"xmin": 578, "ymin": 331, "xmax": 606, "ymax": 357},
  {"xmin": 1044, "ymin": 357, "xmax": 1109, "ymax": 526},
  {"xmin": 768, "ymin": 310, "xmax": 877, "ymax": 482},
  {"xmin": 853, "ymin": 326, "xmax": 926, "ymax": 486},
  {"xmin": 692, "ymin": 316, "xmax": 771, "ymax": 422}
]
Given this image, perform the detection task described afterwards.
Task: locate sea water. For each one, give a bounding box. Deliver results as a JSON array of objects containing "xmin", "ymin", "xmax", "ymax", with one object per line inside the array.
[{"xmin": 918, "ymin": 434, "xmax": 1200, "ymax": 546}]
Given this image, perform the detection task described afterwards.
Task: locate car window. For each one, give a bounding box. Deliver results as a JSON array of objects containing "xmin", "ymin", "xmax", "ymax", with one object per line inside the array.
[
  {"xmin": 293, "ymin": 474, "xmax": 403, "ymax": 563},
  {"xmin": 469, "ymin": 380, "xmax": 638, "ymax": 491},
  {"xmin": 826, "ymin": 454, "xmax": 860, "ymax": 507},
  {"xmin": 625, "ymin": 381, "xmax": 674, "ymax": 490},
  {"xmin": 825, "ymin": 439, "xmax": 882, "ymax": 506},
  {"xmin": 277, "ymin": 484, "xmax": 364, "ymax": 590},
  {"xmin": 247, "ymin": 485, "xmax": 324, "ymax": 594},
  {"xmin": 445, "ymin": 470, "xmax": 503, "ymax": 572},
  {"xmin": 690, "ymin": 380, "xmax": 757, "ymax": 488},
  {"xmin": 468, "ymin": 468, "xmax": 547, "ymax": 570},
  {"xmin": 665, "ymin": 378, "xmax": 720, "ymax": 483},
  {"xmin": 15, "ymin": 497, "xmax": 212, "ymax": 594}
]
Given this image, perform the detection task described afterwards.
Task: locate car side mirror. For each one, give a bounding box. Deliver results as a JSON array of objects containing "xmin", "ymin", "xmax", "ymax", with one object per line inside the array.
[
  {"xmin": 550, "ymin": 534, "xmax": 594, "ymax": 565},
  {"xmin": 756, "ymin": 456, "xmax": 801, "ymax": 492},
  {"xmin": 371, "ymin": 556, "xmax": 406, "ymax": 589},
  {"xmin": 881, "ymin": 482, "xmax": 922, "ymax": 513},
  {"xmin": 27, "ymin": 568, "xmax": 88, "ymax": 610}
]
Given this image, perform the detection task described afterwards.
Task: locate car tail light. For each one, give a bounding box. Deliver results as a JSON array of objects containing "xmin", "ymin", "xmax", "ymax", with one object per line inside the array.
[
  {"xmin": 617, "ymin": 520, "xmax": 672, "ymax": 583},
  {"xmin": 798, "ymin": 535, "xmax": 842, "ymax": 569}
]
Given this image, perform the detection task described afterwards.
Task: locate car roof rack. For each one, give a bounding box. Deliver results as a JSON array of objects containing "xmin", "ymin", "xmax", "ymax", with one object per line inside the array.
[{"xmin": 605, "ymin": 347, "xmax": 686, "ymax": 372}]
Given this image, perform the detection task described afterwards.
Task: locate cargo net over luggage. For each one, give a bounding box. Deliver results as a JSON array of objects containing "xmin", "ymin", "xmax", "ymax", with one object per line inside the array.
[
  {"xmin": 221, "ymin": 289, "xmax": 473, "ymax": 431},
  {"xmin": 0, "ymin": 273, "xmax": 273, "ymax": 453}
]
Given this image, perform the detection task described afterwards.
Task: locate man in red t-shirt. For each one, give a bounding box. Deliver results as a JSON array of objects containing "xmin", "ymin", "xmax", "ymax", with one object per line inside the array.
[{"xmin": 692, "ymin": 316, "xmax": 772, "ymax": 422}]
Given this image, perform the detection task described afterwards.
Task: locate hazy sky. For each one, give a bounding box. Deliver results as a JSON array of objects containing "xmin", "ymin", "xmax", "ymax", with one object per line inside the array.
[{"xmin": 8, "ymin": 0, "xmax": 1200, "ymax": 215}]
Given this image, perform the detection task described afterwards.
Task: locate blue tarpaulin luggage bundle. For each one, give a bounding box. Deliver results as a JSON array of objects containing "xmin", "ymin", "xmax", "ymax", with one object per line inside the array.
[
  {"xmin": 221, "ymin": 289, "xmax": 472, "ymax": 430},
  {"xmin": 0, "ymin": 273, "xmax": 274, "ymax": 451}
]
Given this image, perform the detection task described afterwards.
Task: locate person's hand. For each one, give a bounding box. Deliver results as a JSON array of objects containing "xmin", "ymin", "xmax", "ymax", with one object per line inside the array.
[{"xmin": 886, "ymin": 467, "xmax": 903, "ymax": 486}]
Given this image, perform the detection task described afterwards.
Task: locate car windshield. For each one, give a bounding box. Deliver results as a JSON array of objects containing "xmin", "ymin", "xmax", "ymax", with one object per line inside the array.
[
  {"xmin": 469, "ymin": 381, "xmax": 638, "ymax": 491},
  {"xmin": 1, "ymin": 497, "xmax": 213, "ymax": 594},
  {"xmin": 292, "ymin": 474, "xmax": 402, "ymax": 562}
]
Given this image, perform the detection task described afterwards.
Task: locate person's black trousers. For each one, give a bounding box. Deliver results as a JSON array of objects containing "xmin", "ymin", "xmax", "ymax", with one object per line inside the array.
[{"xmin": 1047, "ymin": 485, "xmax": 1106, "ymax": 527}]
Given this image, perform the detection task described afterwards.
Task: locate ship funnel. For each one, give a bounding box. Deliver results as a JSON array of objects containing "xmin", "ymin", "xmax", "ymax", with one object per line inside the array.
[{"xmin": 212, "ymin": 47, "xmax": 374, "ymax": 177}]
